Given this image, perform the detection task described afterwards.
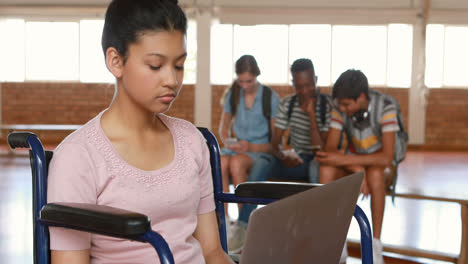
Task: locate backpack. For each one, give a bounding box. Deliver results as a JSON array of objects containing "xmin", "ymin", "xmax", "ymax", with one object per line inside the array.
[
  {"xmin": 229, "ymin": 84, "xmax": 273, "ymax": 140},
  {"xmin": 372, "ymin": 90, "xmax": 408, "ymax": 202},
  {"xmin": 370, "ymin": 90, "xmax": 408, "ymax": 166}
]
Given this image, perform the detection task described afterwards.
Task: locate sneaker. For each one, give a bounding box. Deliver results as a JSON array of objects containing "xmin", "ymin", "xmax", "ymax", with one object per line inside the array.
[
  {"xmin": 225, "ymin": 217, "xmax": 237, "ymax": 240},
  {"xmin": 340, "ymin": 242, "xmax": 348, "ymax": 264},
  {"xmin": 228, "ymin": 224, "xmax": 246, "ymax": 254},
  {"xmin": 372, "ymin": 238, "xmax": 385, "ymax": 264},
  {"xmin": 225, "ymin": 220, "xmax": 234, "ymax": 241}
]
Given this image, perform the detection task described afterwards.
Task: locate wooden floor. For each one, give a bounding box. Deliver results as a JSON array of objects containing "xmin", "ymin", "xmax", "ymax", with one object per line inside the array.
[
  {"xmin": 1, "ymin": 147, "xmax": 467, "ymax": 264},
  {"xmin": 350, "ymin": 151, "xmax": 468, "ymax": 264}
]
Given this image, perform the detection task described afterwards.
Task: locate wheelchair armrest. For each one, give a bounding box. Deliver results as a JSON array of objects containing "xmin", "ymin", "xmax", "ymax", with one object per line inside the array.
[
  {"xmin": 235, "ymin": 181, "xmax": 322, "ymax": 200},
  {"xmin": 40, "ymin": 203, "xmax": 151, "ymax": 239}
]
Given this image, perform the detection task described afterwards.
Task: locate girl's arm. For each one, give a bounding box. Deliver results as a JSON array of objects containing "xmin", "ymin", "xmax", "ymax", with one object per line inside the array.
[
  {"xmin": 218, "ymin": 111, "xmax": 233, "ymax": 144},
  {"xmin": 194, "ymin": 211, "xmax": 235, "ymax": 264},
  {"xmin": 51, "ymin": 250, "xmax": 90, "ymax": 264}
]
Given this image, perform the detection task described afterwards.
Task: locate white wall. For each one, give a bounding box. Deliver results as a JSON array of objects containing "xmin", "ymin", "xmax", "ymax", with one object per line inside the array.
[{"xmin": 1, "ymin": 0, "xmax": 468, "ymax": 137}]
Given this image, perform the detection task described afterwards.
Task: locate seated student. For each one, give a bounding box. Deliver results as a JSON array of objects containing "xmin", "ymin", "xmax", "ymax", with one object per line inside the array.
[
  {"xmin": 218, "ymin": 55, "xmax": 280, "ymax": 218},
  {"xmin": 47, "ymin": 1, "xmax": 233, "ymax": 263},
  {"xmin": 228, "ymin": 58, "xmax": 331, "ymax": 253},
  {"xmin": 316, "ymin": 69, "xmax": 399, "ymax": 264}
]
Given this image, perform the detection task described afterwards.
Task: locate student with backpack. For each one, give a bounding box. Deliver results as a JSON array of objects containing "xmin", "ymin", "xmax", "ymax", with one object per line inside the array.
[
  {"xmin": 218, "ymin": 55, "xmax": 280, "ymax": 222},
  {"xmin": 227, "ymin": 58, "xmax": 331, "ymax": 253},
  {"xmin": 316, "ymin": 69, "xmax": 407, "ymax": 264}
]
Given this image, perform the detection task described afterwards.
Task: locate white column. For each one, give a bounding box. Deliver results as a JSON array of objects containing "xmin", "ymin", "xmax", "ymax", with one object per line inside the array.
[
  {"xmin": 0, "ymin": 83, "xmax": 2, "ymax": 138},
  {"xmin": 194, "ymin": 9, "xmax": 212, "ymax": 129},
  {"xmin": 408, "ymin": 2, "xmax": 429, "ymax": 145}
]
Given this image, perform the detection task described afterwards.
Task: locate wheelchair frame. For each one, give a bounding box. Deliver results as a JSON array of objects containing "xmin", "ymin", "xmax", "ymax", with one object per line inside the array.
[{"xmin": 7, "ymin": 128, "xmax": 373, "ymax": 264}]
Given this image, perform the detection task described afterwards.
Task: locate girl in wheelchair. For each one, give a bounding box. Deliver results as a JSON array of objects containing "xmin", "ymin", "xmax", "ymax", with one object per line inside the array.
[{"xmin": 47, "ymin": 0, "xmax": 233, "ymax": 263}]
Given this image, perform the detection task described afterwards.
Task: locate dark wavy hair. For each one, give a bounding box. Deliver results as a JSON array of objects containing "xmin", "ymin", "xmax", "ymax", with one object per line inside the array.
[
  {"xmin": 221, "ymin": 55, "xmax": 261, "ymax": 109},
  {"xmin": 235, "ymin": 55, "xmax": 261, "ymax": 76},
  {"xmin": 102, "ymin": 0, "xmax": 187, "ymax": 61},
  {"xmin": 332, "ymin": 69, "xmax": 369, "ymax": 100}
]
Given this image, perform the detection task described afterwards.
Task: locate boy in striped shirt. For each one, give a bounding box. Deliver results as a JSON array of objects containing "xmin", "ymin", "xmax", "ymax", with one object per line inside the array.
[
  {"xmin": 316, "ymin": 69, "xmax": 398, "ymax": 264},
  {"xmin": 271, "ymin": 58, "xmax": 331, "ymax": 181},
  {"xmin": 228, "ymin": 58, "xmax": 331, "ymax": 253}
]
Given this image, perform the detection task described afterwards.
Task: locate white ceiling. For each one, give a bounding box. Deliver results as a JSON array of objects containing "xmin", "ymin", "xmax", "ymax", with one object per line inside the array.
[
  {"xmin": 0, "ymin": 0, "xmax": 467, "ymax": 24},
  {"xmin": 0, "ymin": 0, "xmax": 110, "ymax": 6},
  {"xmin": 0, "ymin": 0, "xmax": 466, "ymax": 9}
]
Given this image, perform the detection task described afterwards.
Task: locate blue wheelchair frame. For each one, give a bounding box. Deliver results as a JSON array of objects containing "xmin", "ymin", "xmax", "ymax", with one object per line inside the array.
[{"xmin": 7, "ymin": 128, "xmax": 373, "ymax": 264}]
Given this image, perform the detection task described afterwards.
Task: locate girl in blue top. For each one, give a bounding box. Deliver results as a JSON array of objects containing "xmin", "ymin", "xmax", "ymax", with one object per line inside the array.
[{"xmin": 218, "ymin": 55, "xmax": 280, "ymax": 221}]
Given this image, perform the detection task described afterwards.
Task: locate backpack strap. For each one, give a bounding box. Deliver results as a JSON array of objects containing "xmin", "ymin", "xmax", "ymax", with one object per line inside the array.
[
  {"xmin": 396, "ymin": 105, "xmax": 406, "ymax": 133},
  {"xmin": 370, "ymin": 90, "xmax": 383, "ymax": 139},
  {"xmin": 286, "ymin": 95, "xmax": 297, "ymax": 146},
  {"xmin": 371, "ymin": 90, "xmax": 406, "ymax": 147},
  {"xmin": 318, "ymin": 94, "xmax": 328, "ymax": 127},
  {"xmin": 287, "ymin": 95, "xmax": 297, "ymax": 121},
  {"xmin": 228, "ymin": 82, "xmax": 239, "ymax": 118},
  {"xmin": 261, "ymin": 85, "xmax": 273, "ymax": 140}
]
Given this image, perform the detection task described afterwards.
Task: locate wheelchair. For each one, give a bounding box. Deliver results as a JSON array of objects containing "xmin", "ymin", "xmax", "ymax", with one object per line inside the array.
[{"xmin": 7, "ymin": 128, "xmax": 373, "ymax": 264}]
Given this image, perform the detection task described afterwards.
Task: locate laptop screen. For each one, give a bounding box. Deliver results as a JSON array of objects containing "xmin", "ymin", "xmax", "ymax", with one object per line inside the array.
[{"xmin": 240, "ymin": 172, "xmax": 364, "ymax": 264}]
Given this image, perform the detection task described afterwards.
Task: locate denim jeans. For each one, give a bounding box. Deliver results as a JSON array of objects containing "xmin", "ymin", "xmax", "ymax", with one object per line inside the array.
[{"xmin": 237, "ymin": 154, "xmax": 319, "ymax": 227}]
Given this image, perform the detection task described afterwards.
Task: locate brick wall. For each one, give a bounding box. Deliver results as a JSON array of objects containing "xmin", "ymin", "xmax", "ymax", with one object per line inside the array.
[
  {"xmin": 425, "ymin": 89, "xmax": 468, "ymax": 150},
  {"xmin": 0, "ymin": 82, "xmax": 194, "ymax": 143},
  {"xmin": 1, "ymin": 82, "xmax": 467, "ymax": 150}
]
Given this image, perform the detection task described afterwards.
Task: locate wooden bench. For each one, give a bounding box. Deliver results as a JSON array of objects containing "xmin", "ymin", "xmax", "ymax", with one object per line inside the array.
[
  {"xmin": 348, "ymin": 187, "xmax": 468, "ymax": 264},
  {"xmin": 0, "ymin": 124, "xmax": 81, "ymax": 154},
  {"xmin": 0, "ymin": 124, "xmax": 82, "ymax": 133}
]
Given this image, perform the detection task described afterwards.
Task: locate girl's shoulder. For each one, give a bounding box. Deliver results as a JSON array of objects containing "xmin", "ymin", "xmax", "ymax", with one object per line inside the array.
[
  {"xmin": 159, "ymin": 114, "xmax": 204, "ymax": 139},
  {"xmin": 50, "ymin": 114, "xmax": 104, "ymax": 174},
  {"xmin": 53, "ymin": 112, "xmax": 108, "ymax": 160},
  {"xmin": 159, "ymin": 114, "xmax": 209, "ymax": 157},
  {"xmin": 55, "ymin": 115, "xmax": 99, "ymax": 148}
]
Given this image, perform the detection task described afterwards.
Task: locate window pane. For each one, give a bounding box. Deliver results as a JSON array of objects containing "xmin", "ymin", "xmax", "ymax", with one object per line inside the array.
[
  {"xmin": 332, "ymin": 26, "xmax": 387, "ymax": 85},
  {"xmin": 387, "ymin": 24, "xmax": 413, "ymax": 88},
  {"xmin": 444, "ymin": 26, "xmax": 468, "ymax": 87},
  {"xmin": 425, "ymin": 24, "xmax": 445, "ymax": 88},
  {"xmin": 233, "ymin": 25, "xmax": 289, "ymax": 84},
  {"xmin": 211, "ymin": 24, "xmax": 233, "ymax": 84},
  {"xmin": 184, "ymin": 20, "xmax": 197, "ymax": 84},
  {"xmin": 25, "ymin": 22, "xmax": 79, "ymax": 81},
  {"xmin": 0, "ymin": 19, "xmax": 25, "ymax": 82},
  {"xmin": 289, "ymin": 24, "xmax": 332, "ymax": 86},
  {"xmin": 80, "ymin": 20, "xmax": 114, "ymax": 83}
]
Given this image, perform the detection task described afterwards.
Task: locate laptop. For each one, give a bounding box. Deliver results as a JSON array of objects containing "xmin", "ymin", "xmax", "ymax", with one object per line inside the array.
[{"xmin": 239, "ymin": 172, "xmax": 364, "ymax": 264}]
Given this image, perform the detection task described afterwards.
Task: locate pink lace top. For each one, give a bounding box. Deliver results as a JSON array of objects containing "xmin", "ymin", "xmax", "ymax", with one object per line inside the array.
[{"xmin": 47, "ymin": 111, "xmax": 215, "ymax": 264}]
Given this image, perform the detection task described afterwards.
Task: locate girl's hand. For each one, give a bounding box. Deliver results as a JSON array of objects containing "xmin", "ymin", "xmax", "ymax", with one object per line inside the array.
[{"xmin": 230, "ymin": 140, "xmax": 249, "ymax": 153}]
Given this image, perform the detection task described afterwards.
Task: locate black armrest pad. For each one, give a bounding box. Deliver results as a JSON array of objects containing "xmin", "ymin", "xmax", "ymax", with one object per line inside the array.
[
  {"xmin": 7, "ymin": 132, "xmax": 36, "ymax": 149},
  {"xmin": 235, "ymin": 181, "xmax": 323, "ymax": 200},
  {"xmin": 40, "ymin": 203, "xmax": 151, "ymax": 239}
]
